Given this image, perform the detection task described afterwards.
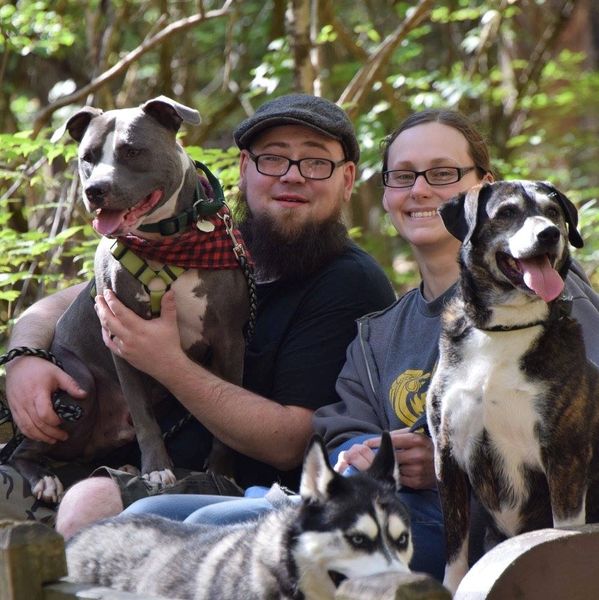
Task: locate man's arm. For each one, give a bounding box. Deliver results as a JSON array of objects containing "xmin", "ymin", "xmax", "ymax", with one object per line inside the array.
[
  {"xmin": 97, "ymin": 290, "xmax": 313, "ymax": 470},
  {"xmin": 6, "ymin": 283, "xmax": 88, "ymax": 443}
]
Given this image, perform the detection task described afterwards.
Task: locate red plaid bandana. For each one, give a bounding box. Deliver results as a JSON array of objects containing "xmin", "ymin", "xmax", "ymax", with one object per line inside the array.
[{"xmin": 120, "ymin": 206, "xmax": 252, "ymax": 270}]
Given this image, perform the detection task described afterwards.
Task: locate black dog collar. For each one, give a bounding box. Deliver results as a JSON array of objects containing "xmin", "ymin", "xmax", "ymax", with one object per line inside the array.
[
  {"xmin": 481, "ymin": 296, "xmax": 573, "ymax": 332},
  {"xmin": 138, "ymin": 160, "xmax": 225, "ymax": 236}
]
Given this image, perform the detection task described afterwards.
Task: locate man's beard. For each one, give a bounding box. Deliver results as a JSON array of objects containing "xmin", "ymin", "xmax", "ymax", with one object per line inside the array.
[{"xmin": 237, "ymin": 200, "xmax": 349, "ymax": 282}]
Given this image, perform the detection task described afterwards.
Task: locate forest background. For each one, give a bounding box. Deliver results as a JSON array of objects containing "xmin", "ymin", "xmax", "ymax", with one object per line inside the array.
[{"xmin": 1, "ymin": 0, "xmax": 599, "ymax": 351}]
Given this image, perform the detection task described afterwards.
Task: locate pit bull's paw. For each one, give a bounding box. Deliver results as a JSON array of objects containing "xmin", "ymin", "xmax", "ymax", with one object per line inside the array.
[
  {"xmin": 142, "ymin": 468, "xmax": 176, "ymax": 487},
  {"xmin": 117, "ymin": 464, "xmax": 141, "ymax": 476},
  {"xmin": 32, "ymin": 475, "xmax": 65, "ymax": 504}
]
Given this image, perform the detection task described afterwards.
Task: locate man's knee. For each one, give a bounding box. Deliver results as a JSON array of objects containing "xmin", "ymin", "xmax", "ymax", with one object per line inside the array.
[{"xmin": 56, "ymin": 477, "xmax": 123, "ymax": 540}]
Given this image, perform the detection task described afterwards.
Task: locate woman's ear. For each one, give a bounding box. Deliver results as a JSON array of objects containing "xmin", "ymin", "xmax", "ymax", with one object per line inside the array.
[
  {"xmin": 482, "ymin": 171, "xmax": 495, "ymax": 184},
  {"xmin": 382, "ymin": 192, "xmax": 390, "ymax": 212}
]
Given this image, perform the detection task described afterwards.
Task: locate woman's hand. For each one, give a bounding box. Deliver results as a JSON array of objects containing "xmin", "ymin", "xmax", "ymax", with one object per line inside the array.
[
  {"xmin": 335, "ymin": 428, "xmax": 437, "ymax": 490},
  {"xmin": 364, "ymin": 428, "xmax": 436, "ymax": 489},
  {"xmin": 334, "ymin": 442, "xmax": 377, "ymax": 474},
  {"xmin": 95, "ymin": 289, "xmax": 185, "ymax": 383}
]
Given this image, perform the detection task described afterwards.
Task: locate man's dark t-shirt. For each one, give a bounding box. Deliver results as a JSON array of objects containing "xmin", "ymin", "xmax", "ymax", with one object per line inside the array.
[{"xmin": 235, "ymin": 242, "xmax": 396, "ymax": 489}]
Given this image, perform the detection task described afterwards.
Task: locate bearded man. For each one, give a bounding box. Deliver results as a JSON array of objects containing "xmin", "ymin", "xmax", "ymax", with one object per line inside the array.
[{"xmin": 3, "ymin": 94, "xmax": 395, "ymax": 535}]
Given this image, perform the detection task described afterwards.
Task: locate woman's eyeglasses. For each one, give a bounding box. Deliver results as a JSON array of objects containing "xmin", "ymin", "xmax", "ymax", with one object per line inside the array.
[{"xmin": 382, "ymin": 166, "xmax": 477, "ymax": 188}]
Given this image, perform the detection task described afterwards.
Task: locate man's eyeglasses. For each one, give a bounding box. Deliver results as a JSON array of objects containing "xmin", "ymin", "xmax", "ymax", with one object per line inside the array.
[
  {"xmin": 382, "ymin": 166, "xmax": 477, "ymax": 188},
  {"xmin": 248, "ymin": 152, "xmax": 347, "ymax": 180}
]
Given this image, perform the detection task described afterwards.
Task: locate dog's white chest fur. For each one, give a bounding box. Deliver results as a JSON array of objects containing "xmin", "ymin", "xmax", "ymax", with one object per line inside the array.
[{"xmin": 439, "ymin": 327, "xmax": 546, "ymax": 532}]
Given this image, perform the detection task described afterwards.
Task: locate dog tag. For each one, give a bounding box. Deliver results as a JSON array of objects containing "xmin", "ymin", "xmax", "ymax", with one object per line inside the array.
[{"xmin": 196, "ymin": 219, "xmax": 215, "ymax": 233}]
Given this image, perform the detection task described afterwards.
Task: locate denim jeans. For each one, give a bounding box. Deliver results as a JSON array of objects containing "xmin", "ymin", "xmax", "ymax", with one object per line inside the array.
[{"xmin": 125, "ymin": 435, "xmax": 446, "ymax": 581}]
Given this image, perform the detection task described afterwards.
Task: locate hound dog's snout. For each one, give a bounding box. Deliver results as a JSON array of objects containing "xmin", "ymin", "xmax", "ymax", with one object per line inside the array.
[{"xmin": 537, "ymin": 225, "xmax": 560, "ymax": 246}]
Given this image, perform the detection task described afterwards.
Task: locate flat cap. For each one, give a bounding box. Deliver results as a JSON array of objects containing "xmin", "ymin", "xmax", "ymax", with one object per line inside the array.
[{"xmin": 234, "ymin": 94, "xmax": 360, "ymax": 164}]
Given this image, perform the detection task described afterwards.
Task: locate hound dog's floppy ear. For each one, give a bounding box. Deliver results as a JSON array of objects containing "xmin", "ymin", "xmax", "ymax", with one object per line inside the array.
[
  {"xmin": 539, "ymin": 181, "xmax": 584, "ymax": 249},
  {"xmin": 439, "ymin": 182, "xmax": 491, "ymax": 246},
  {"xmin": 51, "ymin": 106, "xmax": 104, "ymax": 143}
]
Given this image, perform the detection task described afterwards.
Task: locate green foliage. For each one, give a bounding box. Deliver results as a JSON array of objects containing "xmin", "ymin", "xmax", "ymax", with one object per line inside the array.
[
  {"xmin": 0, "ymin": 1, "xmax": 77, "ymax": 57},
  {"xmin": 2, "ymin": 0, "xmax": 599, "ymax": 338}
]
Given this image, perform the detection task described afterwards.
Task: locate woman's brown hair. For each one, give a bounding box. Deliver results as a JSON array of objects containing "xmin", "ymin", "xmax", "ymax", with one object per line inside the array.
[{"xmin": 381, "ymin": 109, "xmax": 493, "ymax": 178}]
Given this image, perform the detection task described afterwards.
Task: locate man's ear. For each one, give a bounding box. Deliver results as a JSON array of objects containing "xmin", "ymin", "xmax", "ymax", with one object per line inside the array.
[
  {"xmin": 238, "ymin": 150, "xmax": 250, "ymax": 191},
  {"xmin": 342, "ymin": 161, "xmax": 356, "ymax": 203}
]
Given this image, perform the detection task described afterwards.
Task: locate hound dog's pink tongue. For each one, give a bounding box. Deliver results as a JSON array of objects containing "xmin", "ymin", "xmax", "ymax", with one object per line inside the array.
[
  {"xmin": 92, "ymin": 190, "xmax": 163, "ymax": 236},
  {"xmin": 520, "ymin": 255, "xmax": 564, "ymax": 302}
]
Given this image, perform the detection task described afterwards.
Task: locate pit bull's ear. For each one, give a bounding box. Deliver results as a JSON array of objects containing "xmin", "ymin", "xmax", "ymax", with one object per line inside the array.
[
  {"xmin": 540, "ymin": 181, "xmax": 584, "ymax": 249},
  {"xmin": 141, "ymin": 96, "xmax": 201, "ymax": 132},
  {"xmin": 51, "ymin": 107, "xmax": 103, "ymax": 143},
  {"xmin": 439, "ymin": 183, "xmax": 489, "ymax": 246},
  {"xmin": 299, "ymin": 434, "xmax": 335, "ymax": 503},
  {"xmin": 367, "ymin": 431, "xmax": 400, "ymax": 490}
]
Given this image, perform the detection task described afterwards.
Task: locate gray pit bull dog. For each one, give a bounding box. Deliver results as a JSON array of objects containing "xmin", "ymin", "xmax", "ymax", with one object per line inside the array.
[{"xmin": 8, "ymin": 96, "xmax": 249, "ymax": 503}]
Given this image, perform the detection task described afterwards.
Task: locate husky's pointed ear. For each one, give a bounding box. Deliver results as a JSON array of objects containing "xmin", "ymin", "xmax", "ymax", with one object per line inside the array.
[
  {"xmin": 141, "ymin": 96, "xmax": 201, "ymax": 132},
  {"xmin": 367, "ymin": 431, "xmax": 400, "ymax": 490},
  {"xmin": 51, "ymin": 107, "xmax": 104, "ymax": 143},
  {"xmin": 539, "ymin": 181, "xmax": 584, "ymax": 249},
  {"xmin": 439, "ymin": 183, "xmax": 489, "ymax": 246},
  {"xmin": 299, "ymin": 435, "xmax": 336, "ymax": 503}
]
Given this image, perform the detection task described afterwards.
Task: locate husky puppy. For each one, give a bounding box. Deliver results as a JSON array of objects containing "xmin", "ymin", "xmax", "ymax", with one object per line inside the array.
[
  {"xmin": 427, "ymin": 180, "xmax": 599, "ymax": 593},
  {"xmin": 66, "ymin": 432, "xmax": 412, "ymax": 599}
]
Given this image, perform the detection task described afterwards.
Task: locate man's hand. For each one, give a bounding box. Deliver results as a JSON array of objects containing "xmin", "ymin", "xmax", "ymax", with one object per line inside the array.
[
  {"xmin": 5, "ymin": 357, "xmax": 86, "ymax": 444},
  {"xmin": 95, "ymin": 289, "xmax": 185, "ymax": 383},
  {"xmin": 335, "ymin": 428, "xmax": 436, "ymax": 490}
]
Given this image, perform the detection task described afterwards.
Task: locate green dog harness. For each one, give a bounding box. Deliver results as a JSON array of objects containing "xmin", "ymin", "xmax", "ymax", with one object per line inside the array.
[{"xmin": 110, "ymin": 240, "xmax": 185, "ymax": 317}]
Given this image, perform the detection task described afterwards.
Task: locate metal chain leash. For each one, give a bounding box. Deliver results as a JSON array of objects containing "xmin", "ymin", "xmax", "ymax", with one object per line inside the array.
[{"xmin": 218, "ymin": 208, "xmax": 257, "ymax": 341}]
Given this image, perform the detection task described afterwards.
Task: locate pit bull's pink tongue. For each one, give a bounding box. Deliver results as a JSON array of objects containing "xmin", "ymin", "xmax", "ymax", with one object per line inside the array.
[
  {"xmin": 93, "ymin": 209, "xmax": 127, "ymax": 235},
  {"xmin": 520, "ymin": 255, "xmax": 564, "ymax": 302}
]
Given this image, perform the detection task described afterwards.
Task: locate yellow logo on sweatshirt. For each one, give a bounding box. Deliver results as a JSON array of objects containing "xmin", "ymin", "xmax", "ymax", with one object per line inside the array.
[{"xmin": 389, "ymin": 369, "xmax": 429, "ymax": 426}]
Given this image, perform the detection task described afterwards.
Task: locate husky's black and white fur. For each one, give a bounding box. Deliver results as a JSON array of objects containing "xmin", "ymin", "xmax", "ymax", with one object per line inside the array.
[
  {"xmin": 426, "ymin": 180, "xmax": 599, "ymax": 593},
  {"xmin": 66, "ymin": 432, "xmax": 413, "ymax": 599}
]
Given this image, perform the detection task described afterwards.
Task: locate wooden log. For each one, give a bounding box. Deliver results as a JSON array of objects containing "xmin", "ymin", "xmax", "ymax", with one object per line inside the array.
[
  {"xmin": 0, "ymin": 519, "xmax": 67, "ymax": 600},
  {"xmin": 335, "ymin": 571, "xmax": 451, "ymax": 599},
  {"xmin": 455, "ymin": 524, "xmax": 599, "ymax": 600}
]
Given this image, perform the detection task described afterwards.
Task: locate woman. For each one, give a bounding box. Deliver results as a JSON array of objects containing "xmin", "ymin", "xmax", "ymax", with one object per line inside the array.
[{"xmin": 312, "ymin": 110, "xmax": 494, "ymax": 579}]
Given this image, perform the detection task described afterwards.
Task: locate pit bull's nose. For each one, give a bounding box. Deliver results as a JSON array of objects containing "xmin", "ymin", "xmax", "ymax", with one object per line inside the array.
[
  {"xmin": 86, "ymin": 183, "xmax": 109, "ymax": 206},
  {"xmin": 537, "ymin": 225, "xmax": 560, "ymax": 246}
]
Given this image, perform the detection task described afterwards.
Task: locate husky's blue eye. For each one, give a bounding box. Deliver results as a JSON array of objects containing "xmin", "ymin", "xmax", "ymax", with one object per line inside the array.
[
  {"xmin": 396, "ymin": 532, "xmax": 409, "ymax": 550},
  {"xmin": 348, "ymin": 533, "xmax": 367, "ymax": 547}
]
